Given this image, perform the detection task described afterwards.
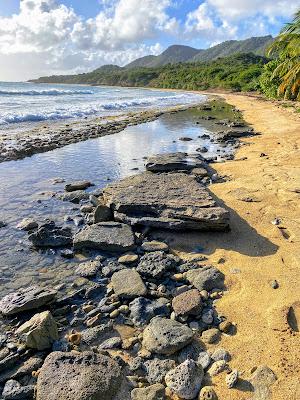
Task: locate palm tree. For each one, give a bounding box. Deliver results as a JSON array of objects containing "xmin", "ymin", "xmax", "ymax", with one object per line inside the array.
[{"xmin": 267, "ymin": 10, "xmax": 300, "ymax": 100}]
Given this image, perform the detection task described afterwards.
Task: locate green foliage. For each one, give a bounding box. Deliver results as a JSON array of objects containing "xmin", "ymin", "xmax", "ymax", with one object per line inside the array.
[
  {"xmin": 33, "ymin": 53, "xmax": 268, "ymax": 93},
  {"xmin": 259, "ymin": 60, "xmax": 282, "ymax": 98}
]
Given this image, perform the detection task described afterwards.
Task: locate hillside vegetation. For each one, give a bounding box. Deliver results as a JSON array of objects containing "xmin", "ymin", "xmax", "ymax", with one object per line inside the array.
[{"xmin": 32, "ymin": 53, "xmax": 268, "ymax": 92}]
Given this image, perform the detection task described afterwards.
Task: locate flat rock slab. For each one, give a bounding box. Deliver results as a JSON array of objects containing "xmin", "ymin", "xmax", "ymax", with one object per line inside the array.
[
  {"xmin": 73, "ymin": 222, "xmax": 135, "ymax": 252},
  {"xmin": 186, "ymin": 266, "xmax": 224, "ymax": 291},
  {"xmin": 143, "ymin": 317, "xmax": 194, "ymax": 355},
  {"xmin": 36, "ymin": 351, "xmax": 122, "ymax": 400},
  {"xmin": 0, "ymin": 286, "xmax": 57, "ymax": 316},
  {"xmin": 145, "ymin": 152, "xmax": 206, "ymax": 172},
  {"xmin": 111, "ymin": 269, "xmax": 147, "ymax": 298},
  {"xmin": 65, "ymin": 180, "xmax": 92, "ymax": 192},
  {"xmin": 103, "ymin": 172, "xmax": 229, "ymax": 231}
]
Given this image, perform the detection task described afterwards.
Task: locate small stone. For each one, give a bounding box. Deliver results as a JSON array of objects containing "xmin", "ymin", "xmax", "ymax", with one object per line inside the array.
[
  {"xmin": 271, "ymin": 280, "xmax": 279, "ymax": 289},
  {"xmin": 119, "ymin": 305, "xmax": 129, "ymax": 314},
  {"xmin": 65, "ymin": 180, "xmax": 92, "ymax": 192},
  {"xmin": 86, "ymin": 314, "xmax": 102, "ymax": 327},
  {"xmin": 80, "ymin": 205, "xmax": 94, "ymax": 213},
  {"xmin": 131, "ymin": 383, "xmax": 166, "ymax": 400},
  {"xmin": 136, "ymin": 251, "xmax": 178, "ymax": 278},
  {"xmin": 141, "ymin": 241, "xmax": 169, "ymax": 252},
  {"xmin": 60, "ymin": 249, "xmax": 74, "ymax": 259},
  {"xmin": 165, "ymin": 359, "xmax": 204, "ymax": 399},
  {"xmin": 208, "ymin": 360, "xmax": 228, "ymax": 376},
  {"xmin": 226, "ymin": 369, "xmax": 239, "ymax": 388},
  {"xmin": 17, "ymin": 218, "xmax": 38, "ymax": 231},
  {"xmin": 201, "ymin": 328, "xmax": 221, "ymax": 344},
  {"xmin": 111, "ymin": 269, "xmax": 147, "ymax": 298},
  {"xmin": 16, "ymin": 311, "xmax": 58, "ymax": 350},
  {"xmin": 2, "ymin": 379, "xmax": 34, "ymax": 400},
  {"xmin": 98, "ymin": 337, "xmax": 122, "ymax": 350},
  {"xmin": 198, "ymin": 386, "xmax": 217, "ymax": 400},
  {"xmin": 211, "ymin": 348, "xmax": 230, "ymax": 362},
  {"xmin": 197, "ymin": 351, "xmax": 211, "ymax": 370},
  {"xmin": 219, "ymin": 320, "xmax": 233, "ymax": 333},
  {"xmin": 118, "ymin": 254, "xmax": 138, "ymax": 264},
  {"xmin": 129, "ymin": 297, "xmax": 169, "ymax": 326},
  {"xmin": 75, "ymin": 261, "xmax": 100, "ymax": 278},
  {"xmin": 144, "ymin": 358, "xmax": 176, "ymax": 384},
  {"xmin": 109, "ymin": 309, "xmax": 120, "ymax": 318},
  {"xmin": 172, "ymin": 289, "xmax": 202, "ymax": 317},
  {"xmin": 186, "ymin": 266, "xmax": 224, "ymax": 291},
  {"xmin": 189, "ymin": 321, "xmax": 200, "ymax": 330},
  {"xmin": 94, "ymin": 205, "xmax": 113, "ymax": 223},
  {"xmin": 0, "ymin": 221, "xmax": 7, "ymax": 228}
]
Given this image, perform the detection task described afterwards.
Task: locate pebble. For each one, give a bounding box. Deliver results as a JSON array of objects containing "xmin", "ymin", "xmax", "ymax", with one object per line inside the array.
[
  {"xmin": 218, "ymin": 320, "xmax": 233, "ymax": 333},
  {"xmin": 211, "ymin": 348, "xmax": 231, "ymax": 362},
  {"xmin": 118, "ymin": 254, "xmax": 139, "ymax": 264},
  {"xmin": 208, "ymin": 360, "xmax": 229, "ymax": 376},
  {"xmin": 201, "ymin": 328, "xmax": 221, "ymax": 344},
  {"xmin": 226, "ymin": 369, "xmax": 239, "ymax": 388},
  {"xmin": 271, "ymin": 280, "xmax": 279, "ymax": 289},
  {"xmin": 197, "ymin": 351, "xmax": 211, "ymax": 370},
  {"xmin": 198, "ymin": 386, "xmax": 217, "ymax": 400}
]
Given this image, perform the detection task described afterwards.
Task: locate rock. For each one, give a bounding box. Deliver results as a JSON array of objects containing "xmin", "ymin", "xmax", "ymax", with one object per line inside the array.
[
  {"xmin": 75, "ymin": 261, "xmax": 100, "ymax": 278},
  {"xmin": 0, "ymin": 286, "xmax": 56, "ymax": 316},
  {"xmin": 11, "ymin": 355, "xmax": 44, "ymax": 379},
  {"xmin": 211, "ymin": 348, "xmax": 230, "ymax": 362},
  {"xmin": 2, "ymin": 379, "xmax": 34, "ymax": 400},
  {"xmin": 197, "ymin": 351, "xmax": 211, "ymax": 370},
  {"xmin": 145, "ymin": 152, "xmax": 205, "ymax": 172},
  {"xmin": 144, "ymin": 358, "xmax": 176, "ymax": 384},
  {"xmin": 142, "ymin": 317, "xmax": 194, "ymax": 355},
  {"xmin": 136, "ymin": 251, "xmax": 178, "ymax": 278},
  {"xmin": 250, "ymin": 365, "xmax": 277, "ymax": 388},
  {"xmin": 172, "ymin": 289, "xmax": 202, "ymax": 317},
  {"xmin": 16, "ymin": 218, "xmax": 38, "ymax": 231},
  {"xmin": 131, "ymin": 383, "xmax": 165, "ymax": 400},
  {"xmin": 28, "ymin": 221, "xmax": 72, "ymax": 247},
  {"xmin": 177, "ymin": 340, "xmax": 204, "ymax": 364},
  {"xmin": 73, "ymin": 222, "xmax": 136, "ymax": 252},
  {"xmin": 198, "ymin": 386, "xmax": 217, "ymax": 400},
  {"xmin": 57, "ymin": 190, "xmax": 91, "ymax": 203},
  {"xmin": 61, "ymin": 249, "xmax": 74, "ymax": 258},
  {"xmin": 226, "ymin": 369, "xmax": 239, "ymax": 388},
  {"xmin": 179, "ymin": 137, "xmax": 193, "ymax": 141},
  {"xmin": 16, "ymin": 311, "xmax": 58, "ymax": 350},
  {"xmin": 94, "ymin": 205, "xmax": 113, "ymax": 223},
  {"xmin": 218, "ymin": 320, "xmax": 233, "ymax": 333},
  {"xmin": 0, "ymin": 221, "xmax": 7, "ymax": 228},
  {"xmin": 118, "ymin": 254, "xmax": 138, "ymax": 264},
  {"xmin": 201, "ymin": 328, "xmax": 221, "ymax": 344},
  {"xmin": 65, "ymin": 180, "xmax": 92, "ymax": 192},
  {"xmin": 36, "ymin": 351, "xmax": 123, "ymax": 400},
  {"xmin": 98, "ymin": 337, "xmax": 122, "ymax": 350},
  {"xmin": 111, "ymin": 269, "xmax": 147, "ymax": 298},
  {"xmin": 165, "ymin": 359, "xmax": 203, "ymax": 399},
  {"xmin": 129, "ymin": 297, "xmax": 169, "ymax": 326},
  {"xmin": 208, "ymin": 360, "xmax": 228, "ymax": 376},
  {"xmin": 141, "ymin": 241, "xmax": 169, "ymax": 252},
  {"xmin": 80, "ymin": 205, "xmax": 94, "ymax": 213},
  {"xmin": 186, "ymin": 266, "xmax": 224, "ymax": 291},
  {"xmin": 103, "ymin": 172, "xmax": 229, "ymax": 231}
]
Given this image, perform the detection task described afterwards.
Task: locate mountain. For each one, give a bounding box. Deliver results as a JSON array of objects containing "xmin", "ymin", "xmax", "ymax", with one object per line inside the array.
[
  {"xmin": 193, "ymin": 35, "xmax": 274, "ymax": 62},
  {"xmin": 126, "ymin": 45, "xmax": 200, "ymax": 68}
]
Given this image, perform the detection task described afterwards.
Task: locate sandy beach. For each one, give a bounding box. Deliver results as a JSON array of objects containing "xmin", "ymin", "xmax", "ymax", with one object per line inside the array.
[{"xmin": 162, "ymin": 93, "xmax": 300, "ymax": 399}]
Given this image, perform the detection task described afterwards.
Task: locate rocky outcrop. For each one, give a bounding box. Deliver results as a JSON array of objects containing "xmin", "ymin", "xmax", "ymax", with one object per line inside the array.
[
  {"xmin": 0, "ymin": 286, "xmax": 56, "ymax": 316},
  {"xmin": 103, "ymin": 172, "xmax": 229, "ymax": 231},
  {"xmin": 36, "ymin": 351, "xmax": 123, "ymax": 400},
  {"xmin": 145, "ymin": 152, "xmax": 206, "ymax": 172},
  {"xmin": 73, "ymin": 222, "xmax": 136, "ymax": 252},
  {"xmin": 28, "ymin": 221, "xmax": 73, "ymax": 247},
  {"xmin": 142, "ymin": 317, "xmax": 194, "ymax": 355}
]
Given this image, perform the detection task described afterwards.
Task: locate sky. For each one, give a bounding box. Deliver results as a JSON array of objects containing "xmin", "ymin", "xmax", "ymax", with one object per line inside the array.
[{"xmin": 0, "ymin": 0, "xmax": 299, "ymax": 81}]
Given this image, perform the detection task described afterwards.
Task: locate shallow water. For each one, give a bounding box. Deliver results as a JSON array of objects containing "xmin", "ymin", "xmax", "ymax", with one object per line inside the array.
[{"xmin": 0, "ymin": 108, "xmax": 234, "ymax": 296}]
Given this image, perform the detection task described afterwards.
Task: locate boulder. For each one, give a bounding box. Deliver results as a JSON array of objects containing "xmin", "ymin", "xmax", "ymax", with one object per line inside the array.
[
  {"xmin": 28, "ymin": 221, "xmax": 72, "ymax": 247},
  {"xmin": 111, "ymin": 269, "xmax": 147, "ymax": 298},
  {"xmin": 103, "ymin": 172, "xmax": 229, "ymax": 231},
  {"xmin": 145, "ymin": 152, "xmax": 205, "ymax": 172},
  {"xmin": 131, "ymin": 384, "xmax": 165, "ymax": 400},
  {"xmin": 136, "ymin": 251, "xmax": 178, "ymax": 278},
  {"xmin": 65, "ymin": 180, "xmax": 92, "ymax": 192},
  {"xmin": 16, "ymin": 311, "xmax": 58, "ymax": 350},
  {"xmin": 73, "ymin": 222, "xmax": 135, "ymax": 252},
  {"xmin": 0, "ymin": 286, "xmax": 56, "ymax": 316},
  {"xmin": 186, "ymin": 266, "xmax": 224, "ymax": 291},
  {"xmin": 36, "ymin": 351, "xmax": 123, "ymax": 400},
  {"xmin": 94, "ymin": 205, "xmax": 113, "ymax": 223},
  {"xmin": 142, "ymin": 317, "xmax": 193, "ymax": 355},
  {"xmin": 165, "ymin": 359, "xmax": 204, "ymax": 399},
  {"xmin": 172, "ymin": 289, "xmax": 202, "ymax": 317},
  {"xmin": 129, "ymin": 297, "xmax": 170, "ymax": 326}
]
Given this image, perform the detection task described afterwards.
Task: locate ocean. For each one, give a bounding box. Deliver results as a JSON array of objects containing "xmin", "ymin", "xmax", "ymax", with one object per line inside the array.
[{"xmin": 0, "ymin": 81, "xmax": 203, "ymax": 131}]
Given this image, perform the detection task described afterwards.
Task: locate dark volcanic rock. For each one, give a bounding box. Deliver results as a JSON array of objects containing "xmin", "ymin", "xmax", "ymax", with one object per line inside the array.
[
  {"xmin": 144, "ymin": 358, "xmax": 176, "ymax": 384},
  {"xmin": 57, "ymin": 190, "xmax": 91, "ymax": 203},
  {"xmin": 36, "ymin": 351, "xmax": 123, "ymax": 400},
  {"xmin": 103, "ymin": 172, "xmax": 229, "ymax": 231},
  {"xmin": 94, "ymin": 205, "xmax": 113, "ymax": 223},
  {"xmin": 2, "ymin": 379, "xmax": 34, "ymax": 400},
  {"xmin": 65, "ymin": 180, "xmax": 92, "ymax": 192},
  {"xmin": 145, "ymin": 152, "xmax": 206, "ymax": 172},
  {"xmin": 136, "ymin": 251, "xmax": 178, "ymax": 278},
  {"xmin": 186, "ymin": 266, "xmax": 224, "ymax": 291},
  {"xmin": 0, "ymin": 286, "xmax": 56, "ymax": 316},
  {"xmin": 73, "ymin": 221, "xmax": 135, "ymax": 252},
  {"xmin": 172, "ymin": 289, "xmax": 202, "ymax": 317},
  {"xmin": 28, "ymin": 221, "xmax": 72, "ymax": 248},
  {"xmin": 142, "ymin": 317, "xmax": 194, "ymax": 355},
  {"xmin": 129, "ymin": 297, "xmax": 170, "ymax": 326}
]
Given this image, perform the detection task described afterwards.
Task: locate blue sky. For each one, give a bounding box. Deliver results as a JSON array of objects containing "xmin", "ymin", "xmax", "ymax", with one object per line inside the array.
[{"xmin": 0, "ymin": 0, "xmax": 299, "ymax": 80}]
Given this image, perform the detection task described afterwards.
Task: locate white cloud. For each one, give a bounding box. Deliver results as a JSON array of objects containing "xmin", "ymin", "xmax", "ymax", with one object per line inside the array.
[{"xmin": 0, "ymin": 0, "xmax": 176, "ymax": 80}]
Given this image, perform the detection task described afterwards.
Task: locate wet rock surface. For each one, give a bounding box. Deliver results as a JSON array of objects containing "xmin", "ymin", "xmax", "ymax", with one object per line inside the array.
[
  {"xmin": 28, "ymin": 221, "xmax": 73, "ymax": 248},
  {"xmin": 103, "ymin": 172, "xmax": 229, "ymax": 231},
  {"xmin": 73, "ymin": 222, "xmax": 136, "ymax": 252},
  {"xmin": 145, "ymin": 152, "xmax": 206, "ymax": 172},
  {"xmin": 0, "ymin": 286, "xmax": 56, "ymax": 316}
]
